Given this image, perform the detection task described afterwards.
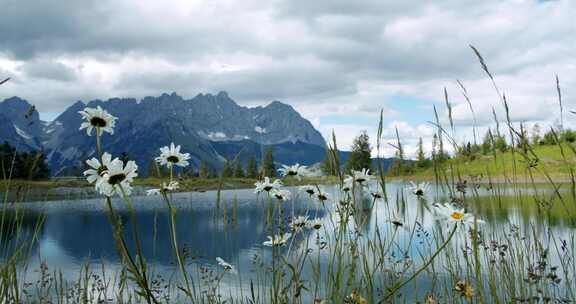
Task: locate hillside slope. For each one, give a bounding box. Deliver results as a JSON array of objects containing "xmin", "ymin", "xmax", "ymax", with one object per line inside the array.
[{"xmin": 410, "ymin": 144, "xmax": 576, "ymax": 181}]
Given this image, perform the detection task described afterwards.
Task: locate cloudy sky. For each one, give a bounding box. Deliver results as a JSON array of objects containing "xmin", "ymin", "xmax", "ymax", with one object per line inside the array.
[{"xmin": 0, "ymin": 0, "xmax": 574, "ymax": 156}]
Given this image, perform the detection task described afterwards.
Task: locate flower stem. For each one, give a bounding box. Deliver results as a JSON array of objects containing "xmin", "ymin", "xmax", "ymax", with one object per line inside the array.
[{"xmin": 381, "ymin": 223, "xmax": 458, "ymax": 302}]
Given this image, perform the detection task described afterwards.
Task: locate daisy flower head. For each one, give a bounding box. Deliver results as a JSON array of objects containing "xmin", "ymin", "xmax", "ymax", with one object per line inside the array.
[
  {"xmin": 385, "ymin": 214, "xmax": 410, "ymax": 232},
  {"xmin": 83, "ymin": 152, "xmax": 115, "ymax": 184},
  {"xmin": 254, "ymin": 177, "xmax": 283, "ymax": 194},
  {"xmin": 341, "ymin": 178, "xmax": 353, "ymax": 192},
  {"xmin": 216, "ymin": 257, "xmax": 237, "ymax": 274},
  {"xmin": 155, "ymin": 143, "xmax": 190, "ymax": 168},
  {"xmin": 78, "ymin": 106, "xmax": 117, "ymax": 136},
  {"xmin": 299, "ymin": 184, "xmax": 316, "ymax": 196},
  {"xmin": 146, "ymin": 181, "xmax": 179, "ymax": 196},
  {"xmin": 351, "ymin": 168, "xmax": 372, "ymax": 184},
  {"xmin": 290, "ymin": 215, "xmax": 309, "ymax": 232},
  {"xmin": 278, "ymin": 163, "xmax": 309, "ymax": 180},
  {"xmin": 316, "ymin": 191, "xmax": 330, "ymax": 203},
  {"xmin": 96, "ymin": 159, "xmax": 138, "ymax": 197},
  {"xmin": 433, "ymin": 203, "xmax": 485, "ymax": 226},
  {"xmin": 409, "ymin": 181, "xmax": 430, "ymax": 196},
  {"xmin": 370, "ymin": 191, "xmax": 383, "ymax": 200},
  {"xmin": 306, "ymin": 218, "xmax": 323, "ymax": 230},
  {"xmin": 270, "ymin": 188, "xmax": 291, "ymax": 202},
  {"xmin": 263, "ymin": 233, "xmax": 292, "ymax": 247}
]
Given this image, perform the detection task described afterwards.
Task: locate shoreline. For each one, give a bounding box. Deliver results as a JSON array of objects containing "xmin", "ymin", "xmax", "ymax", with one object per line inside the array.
[{"xmin": 3, "ymin": 174, "xmax": 572, "ymax": 203}]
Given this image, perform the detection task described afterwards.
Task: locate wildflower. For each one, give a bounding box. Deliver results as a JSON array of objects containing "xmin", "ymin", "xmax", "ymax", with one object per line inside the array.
[
  {"xmin": 306, "ymin": 218, "xmax": 322, "ymax": 230},
  {"xmin": 370, "ymin": 191, "xmax": 383, "ymax": 200},
  {"xmin": 290, "ymin": 216, "xmax": 309, "ymax": 232},
  {"xmin": 278, "ymin": 163, "xmax": 309, "ymax": 180},
  {"xmin": 299, "ymin": 184, "xmax": 316, "ymax": 196},
  {"xmin": 424, "ymin": 293, "xmax": 438, "ymax": 304},
  {"xmin": 455, "ymin": 280, "xmax": 474, "ymax": 301},
  {"xmin": 96, "ymin": 159, "xmax": 138, "ymax": 197},
  {"xmin": 216, "ymin": 257, "xmax": 237, "ymax": 274},
  {"xmin": 83, "ymin": 152, "xmax": 115, "ymax": 184},
  {"xmin": 351, "ymin": 168, "xmax": 372, "ymax": 184},
  {"xmin": 386, "ymin": 216, "xmax": 410, "ymax": 232},
  {"xmin": 146, "ymin": 181, "xmax": 179, "ymax": 196},
  {"xmin": 78, "ymin": 106, "xmax": 117, "ymax": 136},
  {"xmin": 341, "ymin": 178, "xmax": 353, "ymax": 192},
  {"xmin": 263, "ymin": 233, "xmax": 291, "ymax": 247},
  {"xmin": 433, "ymin": 203, "xmax": 485, "ymax": 225},
  {"xmin": 387, "ymin": 217, "xmax": 405, "ymax": 228},
  {"xmin": 270, "ymin": 189, "xmax": 291, "ymax": 201},
  {"xmin": 345, "ymin": 290, "xmax": 367, "ymax": 304},
  {"xmin": 409, "ymin": 181, "xmax": 430, "ymax": 196},
  {"xmin": 316, "ymin": 191, "xmax": 330, "ymax": 203},
  {"xmin": 155, "ymin": 143, "xmax": 190, "ymax": 168},
  {"xmin": 254, "ymin": 177, "xmax": 283, "ymax": 193}
]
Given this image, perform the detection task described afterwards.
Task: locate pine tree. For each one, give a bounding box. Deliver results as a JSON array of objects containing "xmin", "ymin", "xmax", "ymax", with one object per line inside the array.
[
  {"xmin": 262, "ymin": 147, "xmax": 276, "ymax": 177},
  {"xmin": 494, "ymin": 135, "xmax": 508, "ymax": 152},
  {"xmin": 344, "ymin": 131, "xmax": 372, "ymax": 173},
  {"xmin": 221, "ymin": 160, "xmax": 233, "ymax": 178},
  {"xmin": 416, "ymin": 137, "xmax": 429, "ymax": 169},
  {"xmin": 481, "ymin": 129, "xmax": 493, "ymax": 155},
  {"xmin": 246, "ymin": 156, "xmax": 258, "ymax": 178},
  {"xmin": 531, "ymin": 124, "xmax": 542, "ymax": 145},
  {"xmin": 233, "ymin": 161, "xmax": 245, "ymax": 178},
  {"xmin": 199, "ymin": 160, "xmax": 210, "ymax": 178}
]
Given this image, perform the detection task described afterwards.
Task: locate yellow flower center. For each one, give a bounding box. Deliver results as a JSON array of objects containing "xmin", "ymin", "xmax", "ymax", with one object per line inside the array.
[{"xmin": 451, "ymin": 212, "xmax": 465, "ymax": 220}]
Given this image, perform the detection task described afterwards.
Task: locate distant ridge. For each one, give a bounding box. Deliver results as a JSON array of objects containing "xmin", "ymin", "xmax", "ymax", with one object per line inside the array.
[{"xmin": 0, "ymin": 92, "xmax": 328, "ymax": 176}]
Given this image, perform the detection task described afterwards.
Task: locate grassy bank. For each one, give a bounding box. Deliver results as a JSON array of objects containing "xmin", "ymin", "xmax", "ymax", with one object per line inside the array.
[
  {"xmin": 1, "ymin": 176, "xmax": 342, "ymax": 202},
  {"xmin": 397, "ymin": 143, "xmax": 576, "ymax": 183}
]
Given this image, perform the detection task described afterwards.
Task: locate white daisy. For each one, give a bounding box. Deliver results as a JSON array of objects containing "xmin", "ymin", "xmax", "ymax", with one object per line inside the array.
[
  {"xmin": 263, "ymin": 233, "xmax": 292, "ymax": 247},
  {"xmin": 306, "ymin": 218, "xmax": 323, "ymax": 230},
  {"xmin": 146, "ymin": 181, "xmax": 179, "ymax": 196},
  {"xmin": 316, "ymin": 191, "xmax": 330, "ymax": 203},
  {"xmin": 96, "ymin": 159, "xmax": 138, "ymax": 197},
  {"xmin": 270, "ymin": 189, "xmax": 291, "ymax": 201},
  {"xmin": 370, "ymin": 191, "xmax": 383, "ymax": 200},
  {"xmin": 290, "ymin": 215, "xmax": 309, "ymax": 232},
  {"xmin": 409, "ymin": 181, "xmax": 430, "ymax": 196},
  {"xmin": 216, "ymin": 257, "xmax": 237, "ymax": 274},
  {"xmin": 385, "ymin": 215, "xmax": 410, "ymax": 232},
  {"xmin": 432, "ymin": 203, "xmax": 485, "ymax": 225},
  {"xmin": 83, "ymin": 152, "xmax": 115, "ymax": 184},
  {"xmin": 278, "ymin": 163, "xmax": 309, "ymax": 180},
  {"xmin": 155, "ymin": 143, "xmax": 190, "ymax": 168},
  {"xmin": 254, "ymin": 177, "xmax": 283, "ymax": 193},
  {"xmin": 299, "ymin": 185, "xmax": 316, "ymax": 196},
  {"xmin": 341, "ymin": 178, "xmax": 354, "ymax": 192},
  {"xmin": 351, "ymin": 168, "xmax": 372, "ymax": 184},
  {"xmin": 78, "ymin": 106, "xmax": 117, "ymax": 136},
  {"xmin": 344, "ymin": 168, "xmax": 373, "ymax": 188}
]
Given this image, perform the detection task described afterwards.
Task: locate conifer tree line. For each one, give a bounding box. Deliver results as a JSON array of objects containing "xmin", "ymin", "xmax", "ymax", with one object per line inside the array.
[
  {"xmin": 319, "ymin": 124, "xmax": 576, "ymax": 177},
  {"xmin": 0, "ymin": 141, "xmax": 50, "ymax": 180}
]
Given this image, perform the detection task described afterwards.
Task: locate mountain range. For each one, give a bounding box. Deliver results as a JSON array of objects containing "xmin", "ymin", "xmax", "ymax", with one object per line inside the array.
[{"xmin": 0, "ymin": 92, "xmax": 338, "ymax": 176}]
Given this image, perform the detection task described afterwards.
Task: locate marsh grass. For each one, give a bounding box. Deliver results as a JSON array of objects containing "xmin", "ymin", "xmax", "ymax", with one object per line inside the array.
[{"xmin": 1, "ymin": 46, "xmax": 576, "ymax": 303}]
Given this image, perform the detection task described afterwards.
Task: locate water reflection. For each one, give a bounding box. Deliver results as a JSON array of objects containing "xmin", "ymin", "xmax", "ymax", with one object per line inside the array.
[{"xmin": 1, "ymin": 182, "xmax": 575, "ymax": 300}]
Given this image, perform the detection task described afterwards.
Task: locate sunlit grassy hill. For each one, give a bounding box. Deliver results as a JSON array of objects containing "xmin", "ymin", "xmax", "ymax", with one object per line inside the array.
[{"xmin": 408, "ymin": 143, "xmax": 576, "ymax": 182}]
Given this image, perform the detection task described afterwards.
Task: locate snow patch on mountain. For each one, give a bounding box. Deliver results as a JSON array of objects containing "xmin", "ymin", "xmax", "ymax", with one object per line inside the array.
[{"xmin": 14, "ymin": 124, "xmax": 32, "ymax": 139}]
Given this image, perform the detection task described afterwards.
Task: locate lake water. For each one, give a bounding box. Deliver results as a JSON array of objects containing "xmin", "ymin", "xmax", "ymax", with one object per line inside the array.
[{"xmin": 1, "ymin": 181, "xmax": 575, "ymax": 302}]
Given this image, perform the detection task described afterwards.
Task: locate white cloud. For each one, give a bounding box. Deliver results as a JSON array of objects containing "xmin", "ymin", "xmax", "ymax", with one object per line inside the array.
[{"xmin": 0, "ymin": 0, "xmax": 573, "ymax": 156}]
